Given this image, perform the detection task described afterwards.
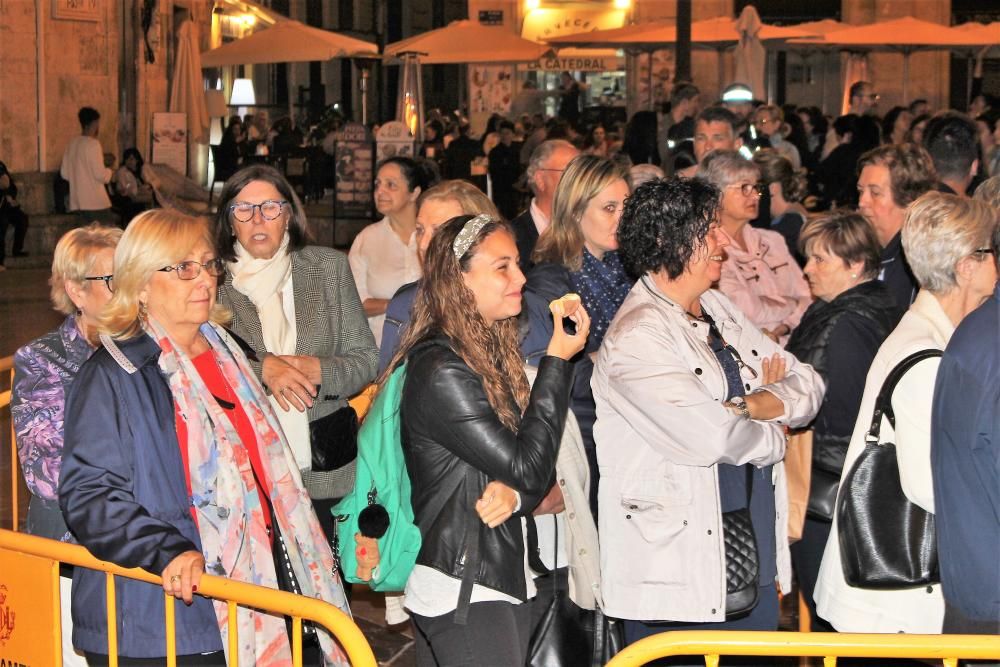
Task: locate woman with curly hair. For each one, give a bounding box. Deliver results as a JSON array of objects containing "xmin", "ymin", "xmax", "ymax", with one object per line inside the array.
[
  {"xmin": 384, "ymin": 214, "xmax": 590, "ymax": 665},
  {"xmin": 593, "ymin": 178, "xmax": 823, "ymax": 651}
]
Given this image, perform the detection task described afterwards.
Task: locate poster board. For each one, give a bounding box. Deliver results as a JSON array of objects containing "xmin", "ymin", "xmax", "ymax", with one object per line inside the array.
[
  {"xmin": 151, "ymin": 112, "xmax": 188, "ymax": 175},
  {"xmin": 333, "ymin": 122, "xmax": 375, "ymax": 220},
  {"xmin": 0, "ymin": 549, "xmax": 60, "ymax": 665},
  {"xmin": 469, "ymin": 66, "xmax": 514, "ymax": 115},
  {"xmin": 375, "ymin": 121, "xmax": 415, "ymax": 165}
]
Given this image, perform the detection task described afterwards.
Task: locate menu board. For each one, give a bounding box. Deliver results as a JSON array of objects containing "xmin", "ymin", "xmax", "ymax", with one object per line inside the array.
[
  {"xmin": 375, "ymin": 121, "xmax": 415, "ymax": 165},
  {"xmin": 333, "ymin": 122, "xmax": 374, "ymax": 219},
  {"xmin": 151, "ymin": 112, "xmax": 188, "ymax": 175}
]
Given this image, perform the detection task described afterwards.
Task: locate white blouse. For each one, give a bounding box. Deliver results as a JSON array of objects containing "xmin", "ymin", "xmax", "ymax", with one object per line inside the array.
[{"xmin": 347, "ymin": 218, "xmax": 421, "ymax": 346}]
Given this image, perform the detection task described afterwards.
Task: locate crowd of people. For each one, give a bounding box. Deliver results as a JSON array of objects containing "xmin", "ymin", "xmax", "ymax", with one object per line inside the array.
[{"xmin": 8, "ymin": 73, "xmax": 1000, "ymax": 667}]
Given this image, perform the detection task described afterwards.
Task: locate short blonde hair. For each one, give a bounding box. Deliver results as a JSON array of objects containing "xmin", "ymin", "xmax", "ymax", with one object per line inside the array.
[
  {"xmin": 100, "ymin": 209, "xmax": 230, "ymax": 340},
  {"xmin": 50, "ymin": 224, "xmax": 123, "ymax": 315},
  {"xmin": 902, "ymin": 192, "xmax": 998, "ymax": 293},
  {"xmin": 533, "ymin": 154, "xmax": 629, "ymax": 271},
  {"xmin": 799, "ymin": 211, "xmax": 881, "ymax": 279},
  {"xmin": 417, "ymin": 180, "xmax": 500, "ymax": 218}
]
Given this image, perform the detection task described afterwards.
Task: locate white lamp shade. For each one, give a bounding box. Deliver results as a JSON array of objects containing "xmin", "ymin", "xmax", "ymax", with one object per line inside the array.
[{"xmin": 230, "ymin": 78, "xmax": 256, "ymax": 106}]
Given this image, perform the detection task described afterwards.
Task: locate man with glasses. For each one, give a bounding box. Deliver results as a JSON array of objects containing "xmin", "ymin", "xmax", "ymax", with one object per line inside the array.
[
  {"xmin": 848, "ymin": 81, "xmax": 880, "ymax": 117},
  {"xmin": 511, "ymin": 139, "xmax": 579, "ymax": 271}
]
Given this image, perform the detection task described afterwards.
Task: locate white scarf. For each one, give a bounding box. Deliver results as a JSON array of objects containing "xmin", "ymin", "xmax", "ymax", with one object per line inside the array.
[{"xmin": 229, "ymin": 235, "xmax": 312, "ymax": 470}]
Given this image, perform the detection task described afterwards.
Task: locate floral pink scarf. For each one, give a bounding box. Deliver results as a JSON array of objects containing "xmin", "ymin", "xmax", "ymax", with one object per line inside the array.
[{"xmin": 149, "ymin": 318, "xmax": 351, "ymax": 666}]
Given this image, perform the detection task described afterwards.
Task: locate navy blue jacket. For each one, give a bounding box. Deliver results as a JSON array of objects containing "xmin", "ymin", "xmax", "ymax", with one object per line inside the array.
[
  {"xmin": 931, "ymin": 286, "xmax": 1000, "ymax": 622},
  {"xmin": 59, "ymin": 333, "xmax": 223, "ymax": 657}
]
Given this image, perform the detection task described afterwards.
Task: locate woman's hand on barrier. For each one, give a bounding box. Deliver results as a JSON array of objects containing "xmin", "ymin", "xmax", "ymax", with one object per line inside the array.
[
  {"xmin": 532, "ymin": 483, "xmax": 565, "ymax": 516},
  {"xmin": 546, "ymin": 299, "xmax": 591, "ymax": 361},
  {"xmin": 162, "ymin": 550, "xmax": 205, "ymax": 605},
  {"xmin": 262, "ymin": 354, "xmax": 316, "ymax": 412},
  {"xmin": 355, "ymin": 533, "xmax": 381, "ymax": 582},
  {"xmin": 476, "ymin": 481, "xmax": 519, "ymax": 528}
]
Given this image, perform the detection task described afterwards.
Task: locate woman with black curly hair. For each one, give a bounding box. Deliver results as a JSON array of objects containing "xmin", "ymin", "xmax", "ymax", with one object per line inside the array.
[{"xmin": 592, "ymin": 178, "xmax": 823, "ymax": 653}]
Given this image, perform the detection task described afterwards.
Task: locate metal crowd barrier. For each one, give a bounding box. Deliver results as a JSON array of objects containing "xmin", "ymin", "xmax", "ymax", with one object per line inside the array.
[
  {"xmin": 605, "ymin": 629, "xmax": 1000, "ymax": 667},
  {"xmin": 1, "ymin": 354, "xmax": 19, "ymax": 531},
  {"xmin": 0, "ymin": 528, "xmax": 377, "ymax": 666}
]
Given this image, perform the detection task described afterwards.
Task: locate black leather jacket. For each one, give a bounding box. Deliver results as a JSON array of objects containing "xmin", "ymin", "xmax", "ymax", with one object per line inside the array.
[{"xmin": 401, "ymin": 336, "xmax": 572, "ymax": 601}]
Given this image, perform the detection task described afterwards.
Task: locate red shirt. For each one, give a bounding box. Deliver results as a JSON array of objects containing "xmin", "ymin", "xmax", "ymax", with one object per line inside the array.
[{"xmin": 174, "ymin": 349, "xmax": 273, "ymax": 541}]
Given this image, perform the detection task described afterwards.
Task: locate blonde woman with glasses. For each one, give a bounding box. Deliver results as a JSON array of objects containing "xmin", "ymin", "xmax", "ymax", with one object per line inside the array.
[
  {"xmin": 58, "ymin": 210, "xmax": 352, "ymax": 665},
  {"xmin": 12, "ymin": 223, "xmax": 121, "ymax": 667}
]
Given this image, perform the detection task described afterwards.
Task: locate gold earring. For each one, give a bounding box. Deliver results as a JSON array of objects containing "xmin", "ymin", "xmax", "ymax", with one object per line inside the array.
[{"xmin": 138, "ymin": 301, "xmax": 148, "ymax": 324}]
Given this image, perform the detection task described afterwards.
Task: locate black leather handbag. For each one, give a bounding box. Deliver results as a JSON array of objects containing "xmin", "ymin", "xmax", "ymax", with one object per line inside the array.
[
  {"xmin": 837, "ymin": 349, "xmax": 941, "ymax": 589},
  {"xmin": 806, "ymin": 467, "xmax": 840, "ymax": 521},
  {"xmin": 722, "ymin": 465, "xmax": 759, "ymax": 619},
  {"xmin": 309, "ymin": 406, "xmax": 358, "ymax": 472},
  {"xmin": 526, "ymin": 519, "xmax": 592, "ymax": 667}
]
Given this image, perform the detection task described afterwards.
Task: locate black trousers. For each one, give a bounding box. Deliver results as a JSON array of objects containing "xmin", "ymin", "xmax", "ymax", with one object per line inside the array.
[
  {"xmin": 411, "ymin": 600, "xmax": 533, "ymax": 667},
  {"xmin": 85, "ymin": 652, "xmax": 226, "ymax": 666},
  {"xmin": 0, "ymin": 205, "xmax": 28, "ymax": 263},
  {"xmin": 789, "ymin": 517, "xmax": 835, "ymax": 632}
]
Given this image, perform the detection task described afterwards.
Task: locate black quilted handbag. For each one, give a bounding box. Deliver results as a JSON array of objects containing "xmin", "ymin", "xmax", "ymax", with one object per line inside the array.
[
  {"xmin": 722, "ymin": 466, "xmax": 759, "ymax": 619},
  {"xmin": 837, "ymin": 349, "xmax": 941, "ymax": 589},
  {"xmin": 309, "ymin": 406, "xmax": 358, "ymax": 472}
]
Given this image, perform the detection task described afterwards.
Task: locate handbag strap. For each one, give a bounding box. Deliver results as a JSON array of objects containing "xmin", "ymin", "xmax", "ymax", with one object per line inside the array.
[
  {"xmin": 454, "ymin": 465, "xmax": 482, "ymax": 625},
  {"xmin": 866, "ymin": 349, "xmax": 942, "ymax": 442}
]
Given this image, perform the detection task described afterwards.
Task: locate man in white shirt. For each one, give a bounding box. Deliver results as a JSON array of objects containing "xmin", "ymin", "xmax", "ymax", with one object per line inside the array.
[{"xmin": 61, "ymin": 107, "xmax": 118, "ymax": 225}]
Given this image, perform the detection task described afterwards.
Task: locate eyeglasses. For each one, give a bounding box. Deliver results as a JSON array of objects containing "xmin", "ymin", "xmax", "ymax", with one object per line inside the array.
[
  {"xmin": 535, "ymin": 168, "xmax": 566, "ymax": 174},
  {"xmin": 701, "ymin": 311, "xmax": 759, "ymax": 380},
  {"xmin": 973, "ymin": 247, "xmax": 996, "ymax": 257},
  {"xmin": 84, "ymin": 275, "xmax": 114, "ymax": 293},
  {"xmin": 158, "ymin": 258, "xmax": 226, "ymax": 280},
  {"xmin": 228, "ymin": 199, "xmax": 288, "ymax": 223},
  {"xmin": 727, "ymin": 182, "xmax": 766, "ymax": 197}
]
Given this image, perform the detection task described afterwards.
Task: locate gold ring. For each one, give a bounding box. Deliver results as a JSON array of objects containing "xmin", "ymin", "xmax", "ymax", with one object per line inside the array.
[{"xmin": 170, "ymin": 575, "xmax": 181, "ymax": 584}]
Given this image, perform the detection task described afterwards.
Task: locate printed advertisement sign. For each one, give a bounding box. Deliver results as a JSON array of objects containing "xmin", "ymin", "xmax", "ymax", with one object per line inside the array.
[
  {"xmin": 151, "ymin": 112, "xmax": 188, "ymax": 175},
  {"xmin": 333, "ymin": 122, "xmax": 375, "ymax": 220},
  {"xmin": 375, "ymin": 121, "xmax": 415, "ymax": 166},
  {"xmin": 0, "ymin": 549, "xmax": 60, "ymax": 665}
]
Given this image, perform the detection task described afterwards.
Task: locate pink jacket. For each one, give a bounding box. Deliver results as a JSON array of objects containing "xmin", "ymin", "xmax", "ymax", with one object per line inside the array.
[{"xmin": 719, "ymin": 225, "xmax": 811, "ymax": 342}]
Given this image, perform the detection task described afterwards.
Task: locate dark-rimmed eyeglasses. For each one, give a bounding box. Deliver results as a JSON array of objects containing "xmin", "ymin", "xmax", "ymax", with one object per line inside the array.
[
  {"xmin": 727, "ymin": 182, "xmax": 766, "ymax": 197},
  {"xmin": 158, "ymin": 258, "xmax": 226, "ymax": 281},
  {"xmin": 83, "ymin": 275, "xmax": 114, "ymax": 293},
  {"xmin": 973, "ymin": 247, "xmax": 996, "ymax": 256},
  {"xmin": 228, "ymin": 199, "xmax": 288, "ymax": 223}
]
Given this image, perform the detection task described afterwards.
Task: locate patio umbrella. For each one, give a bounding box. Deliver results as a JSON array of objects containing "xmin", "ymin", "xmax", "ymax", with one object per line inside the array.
[
  {"xmin": 545, "ymin": 16, "xmax": 816, "ymax": 50},
  {"xmin": 734, "ymin": 6, "xmax": 766, "ymax": 100},
  {"xmin": 200, "ymin": 20, "xmax": 377, "ymax": 67},
  {"xmin": 384, "ymin": 20, "xmax": 551, "ymax": 64},
  {"xmin": 170, "ymin": 20, "xmax": 210, "ymax": 146},
  {"xmin": 788, "ymin": 16, "xmax": 990, "ymax": 102}
]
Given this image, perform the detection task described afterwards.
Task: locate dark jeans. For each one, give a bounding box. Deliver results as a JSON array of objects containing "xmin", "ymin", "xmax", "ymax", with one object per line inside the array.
[
  {"xmin": 85, "ymin": 652, "xmax": 226, "ymax": 666},
  {"xmin": 623, "ymin": 584, "xmax": 780, "ymax": 667},
  {"xmin": 944, "ymin": 602, "xmax": 1000, "ymax": 667},
  {"xmin": 0, "ymin": 205, "xmax": 28, "ymax": 263},
  {"xmin": 411, "ymin": 600, "xmax": 533, "ymax": 667},
  {"xmin": 789, "ymin": 517, "xmax": 835, "ymax": 632}
]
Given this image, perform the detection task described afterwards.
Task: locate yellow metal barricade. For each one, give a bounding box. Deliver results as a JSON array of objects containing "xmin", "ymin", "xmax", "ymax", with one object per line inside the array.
[
  {"xmin": 0, "ymin": 528, "xmax": 377, "ymax": 667},
  {"xmin": 606, "ymin": 629, "xmax": 1000, "ymax": 667},
  {"xmin": 1, "ymin": 355, "xmax": 19, "ymax": 531}
]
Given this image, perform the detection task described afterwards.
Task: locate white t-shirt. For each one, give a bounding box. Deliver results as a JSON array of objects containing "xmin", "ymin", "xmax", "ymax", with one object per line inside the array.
[
  {"xmin": 60, "ymin": 136, "xmax": 112, "ymax": 211},
  {"xmin": 348, "ymin": 218, "xmax": 421, "ymax": 346}
]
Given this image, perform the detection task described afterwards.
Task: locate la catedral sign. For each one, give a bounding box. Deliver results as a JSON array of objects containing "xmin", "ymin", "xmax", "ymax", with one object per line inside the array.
[{"xmin": 528, "ymin": 55, "xmax": 625, "ymax": 72}]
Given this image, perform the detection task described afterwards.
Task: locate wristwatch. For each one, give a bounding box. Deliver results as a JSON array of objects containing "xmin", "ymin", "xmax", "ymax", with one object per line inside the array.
[{"xmin": 725, "ymin": 395, "xmax": 751, "ymax": 420}]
